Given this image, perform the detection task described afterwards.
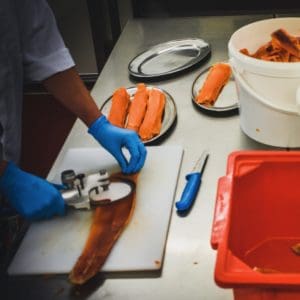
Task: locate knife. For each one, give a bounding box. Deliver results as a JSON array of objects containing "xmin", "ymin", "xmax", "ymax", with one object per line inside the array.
[{"xmin": 175, "ymin": 150, "xmax": 209, "ymax": 212}]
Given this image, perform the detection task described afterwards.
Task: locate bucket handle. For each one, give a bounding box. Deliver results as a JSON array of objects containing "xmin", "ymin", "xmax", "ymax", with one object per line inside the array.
[
  {"xmin": 296, "ymin": 87, "xmax": 300, "ymax": 114},
  {"xmin": 229, "ymin": 58, "xmax": 300, "ymax": 115},
  {"xmin": 210, "ymin": 176, "xmax": 232, "ymax": 250}
]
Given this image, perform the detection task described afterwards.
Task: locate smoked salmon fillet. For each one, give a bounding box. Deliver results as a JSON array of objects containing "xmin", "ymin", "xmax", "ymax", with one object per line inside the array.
[
  {"xmin": 108, "ymin": 87, "xmax": 130, "ymax": 127},
  {"xmin": 138, "ymin": 88, "xmax": 166, "ymax": 141},
  {"xmin": 240, "ymin": 28, "xmax": 300, "ymax": 62},
  {"xmin": 196, "ymin": 63, "xmax": 231, "ymax": 106},
  {"xmin": 271, "ymin": 28, "xmax": 300, "ymax": 59},
  {"xmin": 126, "ymin": 83, "xmax": 148, "ymax": 132},
  {"xmin": 69, "ymin": 173, "xmax": 138, "ymax": 285}
]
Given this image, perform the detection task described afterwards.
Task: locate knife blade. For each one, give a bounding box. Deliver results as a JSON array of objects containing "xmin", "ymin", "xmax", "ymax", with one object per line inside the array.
[{"xmin": 175, "ymin": 150, "xmax": 209, "ymax": 212}]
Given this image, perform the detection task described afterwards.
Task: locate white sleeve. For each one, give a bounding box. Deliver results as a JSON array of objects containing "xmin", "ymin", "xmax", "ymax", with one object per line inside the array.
[{"xmin": 18, "ymin": 0, "xmax": 75, "ymax": 81}]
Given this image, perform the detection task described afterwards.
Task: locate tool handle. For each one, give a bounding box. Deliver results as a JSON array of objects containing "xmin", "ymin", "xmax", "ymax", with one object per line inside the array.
[{"xmin": 175, "ymin": 172, "xmax": 202, "ymax": 212}]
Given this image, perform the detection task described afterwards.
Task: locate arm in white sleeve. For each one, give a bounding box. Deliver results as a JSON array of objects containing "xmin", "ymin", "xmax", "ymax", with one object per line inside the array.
[{"xmin": 18, "ymin": 0, "xmax": 75, "ymax": 81}]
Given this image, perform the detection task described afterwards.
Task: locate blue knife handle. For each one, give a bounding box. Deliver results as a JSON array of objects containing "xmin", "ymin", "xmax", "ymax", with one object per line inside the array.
[{"xmin": 175, "ymin": 173, "xmax": 202, "ymax": 212}]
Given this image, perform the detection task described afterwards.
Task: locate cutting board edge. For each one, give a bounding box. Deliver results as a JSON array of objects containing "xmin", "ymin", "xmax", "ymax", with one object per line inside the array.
[{"xmin": 8, "ymin": 145, "xmax": 184, "ymax": 275}]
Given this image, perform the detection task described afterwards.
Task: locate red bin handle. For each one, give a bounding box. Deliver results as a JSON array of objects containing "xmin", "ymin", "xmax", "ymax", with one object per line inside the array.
[{"xmin": 210, "ymin": 176, "xmax": 232, "ymax": 250}]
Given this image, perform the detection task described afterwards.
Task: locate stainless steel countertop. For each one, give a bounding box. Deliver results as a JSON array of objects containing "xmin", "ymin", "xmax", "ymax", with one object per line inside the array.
[{"xmin": 4, "ymin": 15, "xmax": 279, "ymax": 300}]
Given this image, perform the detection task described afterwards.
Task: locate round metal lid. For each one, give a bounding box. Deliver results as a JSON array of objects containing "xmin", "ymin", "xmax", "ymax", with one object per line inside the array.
[
  {"xmin": 128, "ymin": 38, "xmax": 211, "ymax": 79},
  {"xmin": 191, "ymin": 64, "xmax": 239, "ymax": 116},
  {"xmin": 89, "ymin": 181, "xmax": 133, "ymax": 205}
]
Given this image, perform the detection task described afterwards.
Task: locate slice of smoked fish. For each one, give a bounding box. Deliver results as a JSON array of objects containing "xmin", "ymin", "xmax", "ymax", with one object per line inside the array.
[
  {"xmin": 271, "ymin": 28, "xmax": 300, "ymax": 59},
  {"xmin": 239, "ymin": 28, "xmax": 300, "ymax": 62},
  {"xmin": 138, "ymin": 88, "xmax": 166, "ymax": 141},
  {"xmin": 196, "ymin": 63, "xmax": 231, "ymax": 106},
  {"xmin": 126, "ymin": 83, "xmax": 148, "ymax": 132},
  {"xmin": 69, "ymin": 173, "xmax": 138, "ymax": 285},
  {"xmin": 108, "ymin": 87, "xmax": 130, "ymax": 127}
]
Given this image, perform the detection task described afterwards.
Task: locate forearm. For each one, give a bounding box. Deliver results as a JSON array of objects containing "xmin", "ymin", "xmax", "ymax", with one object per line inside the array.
[
  {"xmin": 42, "ymin": 67, "xmax": 101, "ymax": 126},
  {"xmin": 0, "ymin": 160, "xmax": 8, "ymax": 177}
]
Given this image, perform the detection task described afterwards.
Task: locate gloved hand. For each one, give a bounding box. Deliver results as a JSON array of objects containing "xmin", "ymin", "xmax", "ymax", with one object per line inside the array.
[
  {"xmin": 0, "ymin": 162, "xmax": 65, "ymax": 221},
  {"xmin": 88, "ymin": 115, "xmax": 147, "ymax": 174}
]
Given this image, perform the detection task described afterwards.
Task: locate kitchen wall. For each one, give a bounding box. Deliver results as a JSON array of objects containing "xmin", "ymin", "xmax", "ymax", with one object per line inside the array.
[
  {"xmin": 48, "ymin": 0, "xmax": 98, "ymax": 74},
  {"xmin": 131, "ymin": 0, "xmax": 300, "ymax": 17},
  {"xmin": 118, "ymin": 0, "xmax": 133, "ymax": 28},
  {"xmin": 47, "ymin": 0, "xmax": 133, "ymax": 75}
]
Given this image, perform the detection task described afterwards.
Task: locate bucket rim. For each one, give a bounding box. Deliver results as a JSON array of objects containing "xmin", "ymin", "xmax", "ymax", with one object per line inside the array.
[{"xmin": 228, "ymin": 17, "xmax": 300, "ymax": 78}]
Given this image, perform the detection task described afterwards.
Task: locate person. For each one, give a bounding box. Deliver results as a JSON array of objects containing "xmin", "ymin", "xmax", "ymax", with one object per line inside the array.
[{"xmin": 0, "ymin": 0, "xmax": 147, "ymax": 221}]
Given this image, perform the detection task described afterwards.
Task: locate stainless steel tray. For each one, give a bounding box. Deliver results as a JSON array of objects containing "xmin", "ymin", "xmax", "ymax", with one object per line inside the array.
[
  {"xmin": 128, "ymin": 39, "xmax": 211, "ymax": 79},
  {"xmin": 191, "ymin": 64, "xmax": 239, "ymax": 115},
  {"xmin": 100, "ymin": 86, "xmax": 177, "ymax": 144}
]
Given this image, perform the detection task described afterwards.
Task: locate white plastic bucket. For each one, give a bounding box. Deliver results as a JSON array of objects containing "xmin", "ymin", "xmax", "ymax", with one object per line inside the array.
[{"xmin": 228, "ymin": 18, "xmax": 300, "ymax": 147}]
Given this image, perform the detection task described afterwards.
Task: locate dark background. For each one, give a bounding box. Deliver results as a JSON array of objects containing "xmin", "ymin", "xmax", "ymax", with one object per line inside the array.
[{"xmin": 132, "ymin": 0, "xmax": 300, "ymax": 17}]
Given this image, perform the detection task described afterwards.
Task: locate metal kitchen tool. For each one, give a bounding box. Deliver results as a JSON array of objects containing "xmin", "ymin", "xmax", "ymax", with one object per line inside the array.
[
  {"xmin": 60, "ymin": 169, "xmax": 135, "ymax": 210},
  {"xmin": 175, "ymin": 150, "xmax": 209, "ymax": 212}
]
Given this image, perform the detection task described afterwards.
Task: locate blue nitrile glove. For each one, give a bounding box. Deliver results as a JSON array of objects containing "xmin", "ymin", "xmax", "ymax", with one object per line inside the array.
[
  {"xmin": 88, "ymin": 115, "xmax": 147, "ymax": 174},
  {"xmin": 0, "ymin": 162, "xmax": 65, "ymax": 221}
]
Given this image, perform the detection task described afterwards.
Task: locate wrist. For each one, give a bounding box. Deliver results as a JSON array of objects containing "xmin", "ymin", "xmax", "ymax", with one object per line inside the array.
[
  {"xmin": 0, "ymin": 161, "xmax": 14, "ymax": 194},
  {"xmin": 82, "ymin": 110, "xmax": 102, "ymax": 127},
  {"xmin": 0, "ymin": 161, "xmax": 8, "ymax": 177},
  {"xmin": 88, "ymin": 115, "xmax": 107, "ymax": 135}
]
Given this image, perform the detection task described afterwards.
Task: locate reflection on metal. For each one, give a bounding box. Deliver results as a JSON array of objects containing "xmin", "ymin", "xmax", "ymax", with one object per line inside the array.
[
  {"xmin": 61, "ymin": 169, "xmax": 135, "ymax": 209},
  {"xmin": 128, "ymin": 39, "xmax": 211, "ymax": 79}
]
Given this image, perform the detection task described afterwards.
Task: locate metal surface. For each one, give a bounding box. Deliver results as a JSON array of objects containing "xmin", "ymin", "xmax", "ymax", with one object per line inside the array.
[
  {"xmin": 3, "ymin": 15, "xmax": 277, "ymax": 300},
  {"xmin": 191, "ymin": 64, "xmax": 239, "ymax": 115},
  {"xmin": 128, "ymin": 38, "xmax": 211, "ymax": 79},
  {"xmin": 100, "ymin": 86, "xmax": 177, "ymax": 144},
  {"xmin": 192, "ymin": 150, "xmax": 209, "ymax": 173}
]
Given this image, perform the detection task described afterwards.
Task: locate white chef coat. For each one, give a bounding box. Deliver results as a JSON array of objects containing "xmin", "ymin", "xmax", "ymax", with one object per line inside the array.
[{"xmin": 0, "ymin": 0, "xmax": 75, "ymax": 164}]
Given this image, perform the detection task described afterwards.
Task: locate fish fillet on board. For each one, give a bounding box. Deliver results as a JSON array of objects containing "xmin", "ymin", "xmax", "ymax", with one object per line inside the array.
[
  {"xmin": 139, "ymin": 88, "xmax": 166, "ymax": 141},
  {"xmin": 69, "ymin": 173, "xmax": 138, "ymax": 285},
  {"xmin": 126, "ymin": 83, "xmax": 149, "ymax": 132},
  {"xmin": 108, "ymin": 87, "xmax": 130, "ymax": 127}
]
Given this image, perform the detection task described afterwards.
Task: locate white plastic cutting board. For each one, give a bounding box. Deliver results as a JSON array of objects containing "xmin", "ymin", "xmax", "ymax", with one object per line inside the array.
[{"xmin": 8, "ymin": 145, "xmax": 183, "ymax": 275}]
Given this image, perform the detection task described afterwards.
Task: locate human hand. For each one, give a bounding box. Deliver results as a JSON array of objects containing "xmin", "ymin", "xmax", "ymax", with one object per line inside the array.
[
  {"xmin": 0, "ymin": 162, "xmax": 65, "ymax": 220},
  {"xmin": 88, "ymin": 116, "xmax": 147, "ymax": 174}
]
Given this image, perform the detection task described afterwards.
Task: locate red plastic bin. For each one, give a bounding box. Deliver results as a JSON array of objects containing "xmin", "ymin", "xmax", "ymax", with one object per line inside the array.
[{"xmin": 211, "ymin": 151, "xmax": 300, "ymax": 300}]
